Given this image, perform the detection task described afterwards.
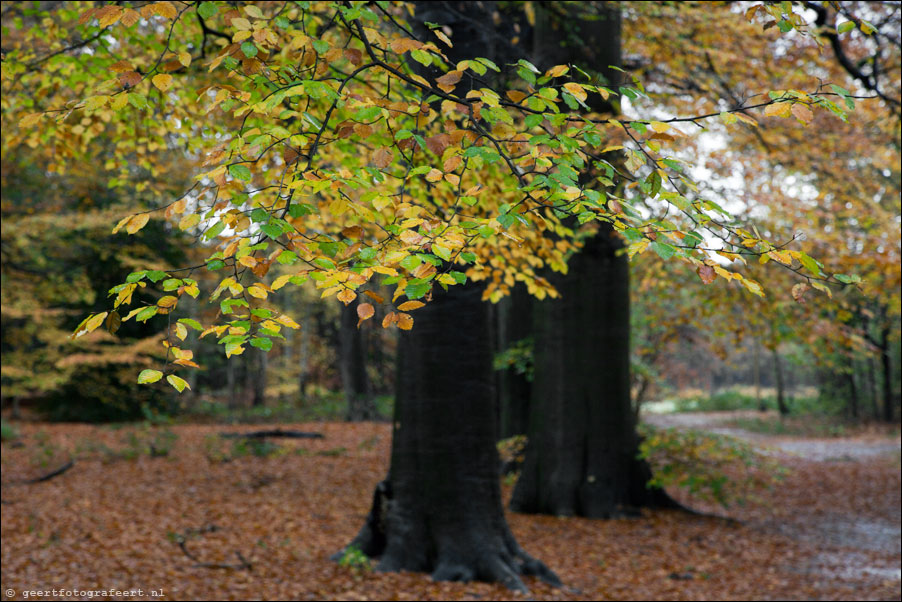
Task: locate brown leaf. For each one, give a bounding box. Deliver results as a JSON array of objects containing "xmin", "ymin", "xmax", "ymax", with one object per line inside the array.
[{"xmin": 697, "ymin": 264, "xmax": 716, "ymax": 284}]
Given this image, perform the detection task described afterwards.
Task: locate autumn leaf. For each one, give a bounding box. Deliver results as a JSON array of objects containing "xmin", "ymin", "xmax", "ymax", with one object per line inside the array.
[
  {"xmin": 338, "ymin": 288, "xmax": 357, "ymax": 305},
  {"xmin": 764, "ymin": 102, "xmax": 792, "ymax": 118},
  {"xmin": 357, "ymin": 302, "xmax": 375, "ymax": 327},
  {"xmin": 152, "ymin": 73, "xmax": 173, "ymax": 92},
  {"xmin": 697, "ymin": 265, "xmax": 716, "ymax": 284},
  {"xmin": 126, "ymin": 214, "xmax": 150, "ymax": 234},
  {"xmin": 372, "ymin": 147, "xmax": 394, "ymax": 169}
]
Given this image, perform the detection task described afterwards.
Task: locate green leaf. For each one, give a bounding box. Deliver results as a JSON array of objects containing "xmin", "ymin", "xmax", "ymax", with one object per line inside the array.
[
  {"xmin": 198, "ymin": 2, "xmax": 218, "ymax": 19},
  {"xmin": 179, "ymin": 318, "xmax": 203, "ymax": 331},
  {"xmin": 410, "ymin": 49, "xmax": 432, "ymax": 66},
  {"xmin": 651, "ymin": 241, "xmax": 677, "ymax": 260},
  {"xmin": 166, "ymin": 374, "xmax": 190, "ymax": 392},
  {"xmin": 207, "ymin": 259, "xmax": 226, "ymax": 271},
  {"xmin": 836, "ymin": 20, "xmax": 855, "ymax": 34},
  {"xmin": 241, "ymin": 42, "xmax": 258, "ymax": 58},
  {"xmin": 260, "ymin": 223, "xmax": 282, "ymax": 239},
  {"xmin": 135, "ymin": 306, "xmax": 158, "ymax": 322},
  {"xmin": 205, "ymin": 222, "xmax": 226, "ymax": 240},
  {"xmin": 797, "ymin": 252, "xmax": 823, "ymax": 276},
  {"xmin": 229, "ymin": 164, "xmax": 252, "ymax": 181},
  {"xmin": 405, "ymin": 281, "xmax": 432, "ymax": 299},
  {"xmin": 138, "ymin": 369, "xmax": 163, "ymax": 384},
  {"xmin": 250, "ymin": 337, "xmax": 273, "ymax": 351}
]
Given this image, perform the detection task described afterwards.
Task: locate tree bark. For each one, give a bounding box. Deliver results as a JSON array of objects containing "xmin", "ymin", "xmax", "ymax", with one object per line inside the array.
[
  {"xmin": 511, "ymin": 227, "xmax": 677, "ymax": 518},
  {"xmin": 495, "ymin": 285, "xmax": 532, "ymax": 439},
  {"xmin": 340, "ymin": 283, "xmax": 559, "ymax": 591},
  {"xmin": 511, "ymin": 3, "xmax": 676, "ymax": 518}
]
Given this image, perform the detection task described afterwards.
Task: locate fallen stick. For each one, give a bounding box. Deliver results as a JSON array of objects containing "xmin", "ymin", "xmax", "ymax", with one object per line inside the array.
[
  {"xmin": 219, "ymin": 429, "xmax": 324, "ymax": 439},
  {"xmin": 24, "ymin": 460, "xmax": 74, "ymax": 484}
]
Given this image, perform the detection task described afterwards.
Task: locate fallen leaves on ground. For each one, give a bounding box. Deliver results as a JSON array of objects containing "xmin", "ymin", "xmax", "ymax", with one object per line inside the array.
[{"xmin": 1, "ymin": 420, "xmax": 899, "ymax": 600}]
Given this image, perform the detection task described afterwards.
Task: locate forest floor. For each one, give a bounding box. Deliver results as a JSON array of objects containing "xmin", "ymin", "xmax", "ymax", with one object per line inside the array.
[{"xmin": 1, "ymin": 413, "xmax": 899, "ymax": 601}]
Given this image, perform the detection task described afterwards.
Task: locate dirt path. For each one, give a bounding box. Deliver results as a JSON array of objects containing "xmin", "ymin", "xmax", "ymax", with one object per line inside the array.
[{"xmin": 643, "ymin": 411, "xmax": 902, "ymax": 592}]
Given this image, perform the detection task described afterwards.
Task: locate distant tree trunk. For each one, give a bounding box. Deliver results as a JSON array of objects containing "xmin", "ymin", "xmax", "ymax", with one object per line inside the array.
[
  {"xmin": 341, "ymin": 297, "xmax": 376, "ymax": 421},
  {"xmin": 868, "ymin": 356, "xmax": 880, "ymax": 420},
  {"xmin": 771, "ymin": 346, "xmax": 788, "ymax": 416},
  {"xmin": 250, "ymin": 348, "xmax": 267, "ymax": 407},
  {"xmin": 495, "ymin": 285, "xmax": 532, "ymax": 438},
  {"xmin": 340, "ymin": 282, "xmax": 559, "ymax": 591},
  {"xmin": 754, "ymin": 338, "xmax": 764, "ymax": 411},
  {"xmin": 511, "ymin": 228, "xmax": 677, "ymax": 518},
  {"xmin": 297, "ymin": 311, "xmax": 309, "ymax": 401},
  {"xmin": 880, "ymin": 324, "xmax": 893, "ymax": 422},
  {"xmin": 847, "ymin": 367, "xmax": 859, "ymax": 420},
  {"xmin": 227, "ymin": 359, "xmax": 238, "ymax": 408}
]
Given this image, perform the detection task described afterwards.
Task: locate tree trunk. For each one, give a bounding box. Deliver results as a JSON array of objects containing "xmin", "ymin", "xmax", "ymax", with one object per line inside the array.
[
  {"xmin": 771, "ymin": 346, "xmax": 788, "ymax": 416},
  {"xmin": 511, "ymin": 3, "xmax": 675, "ymax": 518},
  {"xmin": 754, "ymin": 338, "xmax": 764, "ymax": 411},
  {"xmin": 880, "ymin": 324, "xmax": 893, "ymax": 422},
  {"xmin": 511, "ymin": 228, "xmax": 676, "ymax": 518},
  {"xmin": 495, "ymin": 285, "xmax": 532, "ymax": 439},
  {"xmin": 341, "ymin": 283, "xmax": 559, "ymax": 591},
  {"xmin": 868, "ymin": 355, "xmax": 880, "ymax": 420},
  {"xmin": 847, "ymin": 367, "xmax": 859, "ymax": 420},
  {"xmin": 341, "ymin": 297, "xmax": 376, "ymax": 421}
]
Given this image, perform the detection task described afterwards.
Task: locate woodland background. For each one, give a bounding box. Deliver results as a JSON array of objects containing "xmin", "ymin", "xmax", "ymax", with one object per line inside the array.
[{"xmin": 1, "ymin": 0, "xmax": 900, "ymax": 600}]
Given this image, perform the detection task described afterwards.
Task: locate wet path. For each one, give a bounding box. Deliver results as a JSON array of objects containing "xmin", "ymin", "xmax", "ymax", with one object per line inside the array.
[{"xmin": 642, "ymin": 411, "xmax": 902, "ymax": 593}]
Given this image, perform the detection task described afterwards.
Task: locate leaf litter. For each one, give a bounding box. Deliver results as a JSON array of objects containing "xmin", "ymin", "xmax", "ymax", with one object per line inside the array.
[{"xmin": 1, "ymin": 418, "xmax": 898, "ymax": 600}]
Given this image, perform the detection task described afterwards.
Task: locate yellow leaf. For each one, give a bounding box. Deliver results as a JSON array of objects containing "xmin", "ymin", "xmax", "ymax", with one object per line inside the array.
[
  {"xmin": 764, "ymin": 102, "xmax": 792, "ymax": 118},
  {"xmin": 397, "ymin": 300, "xmax": 424, "ymax": 311},
  {"xmin": 157, "ymin": 295, "xmax": 178, "ymax": 308},
  {"xmin": 397, "ymin": 313, "xmax": 414, "ymax": 330},
  {"xmin": 152, "ymin": 73, "xmax": 173, "ymax": 92},
  {"xmin": 545, "ymin": 64, "xmax": 569, "ymax": 78},
  {"xmin": 425, "ymin": 168, "xmax": 443, "ymax": 182},
  {"xmin": 433, "ymin": 29, "xmax": 453, "ymax": 47},
  {"xmin": 85, "ymin": 312, "xmax": 109, "ymax": 334},
  {"xmin": 247, "ymin": 285, "xmax": 268, "ymax": 299},
  {"xmin": 153, "ymin": 1, "xmax": 177, "ymax": 20},
  {"xmin": 238, "ymin": 255, "xmax": 257, "ymax": 268},
  {"xmin": 742, "ymin": 278, "xmax": 765, "ymax": 297},
  {"xmin": 649, "ymin": 121, "xmax": 670, "ymax": 133},
  {"xmin": 231, "ymin": 17, "xmax": 252, "ymax": 31},
  {"xmin": 244, "ymin": 5, "xmax": 265, "ymax": 19},
  {"xmin": 272, "ymin": 274, "xmax": 293, "ymax": 290},
  {"xmin": 179, "ymin": 213, "xmax": 200, "ymax": 230},
  {"xmin": 275, "ymin": 314, "xmax": 300, "ymax": 329},
  {"xmin": 113, "ymin": 215, "xmax": 132, "ymax": 234},
  {"xmin": 126, "ymin": 213, "xmax": 150, "ymax": 234},
  {"xmin": 18, "ymin": 113, "xmax": 43, "ymax": 128},
  {"xmin": 562, "ymin": 82, "xmax": 587, "ymax": 102},
  {"xmin": 178, "ymin": 51, "xmax": 192, "ymax": 67},
  {"xmin": 175, "ymin": 322, "xmax": 188, "ymax": 341},
  {"xmin": 110, "ymin": 94, "xmax": 129, "ymax": 111},
  {"xmin": 84, "ymin": 95, "xmax": 109, "ymax": 111}
]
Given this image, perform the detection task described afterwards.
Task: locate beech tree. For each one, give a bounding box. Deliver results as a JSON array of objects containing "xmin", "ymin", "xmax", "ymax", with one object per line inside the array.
[{"xmin": 2, "ymin": 0, "xmax": 884, "ymax": 592}]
